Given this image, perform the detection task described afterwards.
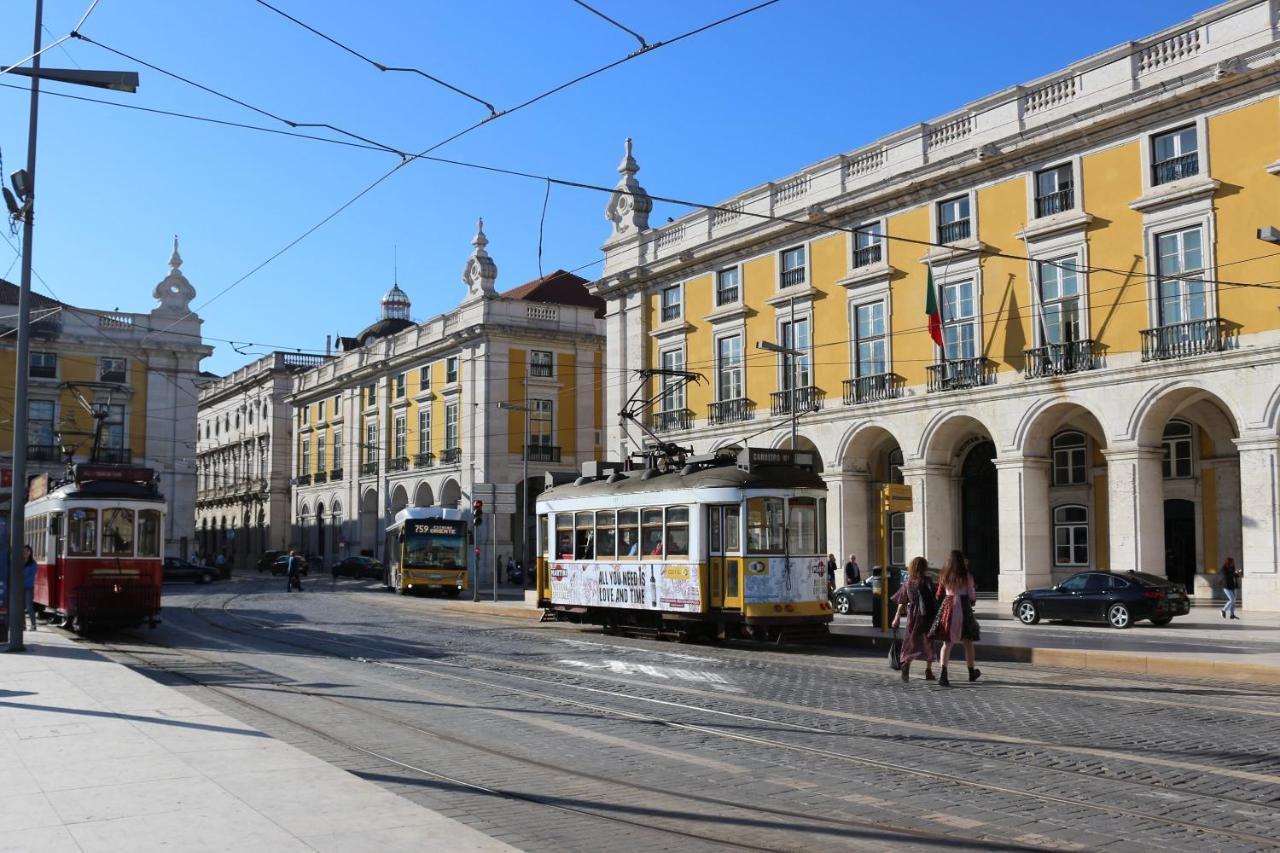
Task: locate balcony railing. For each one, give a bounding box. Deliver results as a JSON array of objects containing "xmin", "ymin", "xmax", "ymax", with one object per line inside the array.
[
  {"xmin": 780, "ymin": 267, "xmax": 806, "ymax": 288},
  {"xmin": 1034, "ymin": 188, "xmax": 1074, "ymax": 218},
  {"xmin": 97, "ymin": 447, "xmax": 131, "ymax": 464},
  {"xmin": 524, "ymin": 444, "xmax": 561, "ymax": 463},
  {"xmin": 652, "ymin": 408, "xmax": 694, "ymax": 433},
  {"xmin": 715, "ymin": 285, "xmax": 739, "ymax": 306},
  {"xmin": 937, "ymin": 219, "xmax": 971, "ymax": 244},
  {"xmin": 708, "ymin": 398, "xmax": 755, "ymax": 425},
  {"xmin": 388, "ymin": 456, "xmax": 409, "ymax": 472},
  {"xmin": 852, "ymin": 243, "xmax": 882, "ymax": 268},
  {"xmin": 296, "ymin": 474, "xmax": 312, "ymax": 486},
  {"xmin": 1152, "ymin": 152, "xmax": 1198, "ymax": 186},
  {"xmin": 660, "ymin": 303, "xmax": 682, "ymax": 322},
  {"xmin": 414, "ymin": 452, "xmax": 435, "ymax": 469},
  {"xmin": 329, "ymin": 468, "xmax": 344, "ymax": 481},
  {"xmin": 313, "ymin": 471, "xmax": 328, "ymax": 484},
  {"xmin": 530, "ymin": 361, "xmax": 553, "ymax": 378},
  {"xmin": 440, "ymin": 447, "xmax": 461, "ymax": 465},
  {"xmin": 1023, "ymin": 339, "xmax": 1100, "ymax": 378},
  {"xmin": 770, "ymin": 385, "xmax": 825, "ymax": 416},
  {"xmin": 99, "ymin": 370, "xmax": 127, "ymax": 384},
  {"xmin": 927, "ymin": 358, "xmax": 995, "ymax": 392},
  {"xmin": 28, "ymin": 444, "xmax": 61, "ymax": 462},
  {"xmin": 29, "ymin": 363, "xmax": 56, "ymax": 379},
  {"xmin": 360, "ymin": 461, "xmax": 378, "ymax": 476},
  {"xmin": 842, "ymin": 373, "xmax": 902, "ymax": 404},
  {"xmin": 1140, "ymin": 317, "xmax": 1230, "ymax": 362}
]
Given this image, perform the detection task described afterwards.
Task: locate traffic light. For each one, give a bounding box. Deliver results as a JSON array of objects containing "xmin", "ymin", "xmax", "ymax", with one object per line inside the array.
[{"xmin": 473, "ymin": 499, "xmax": 484, "ymax": 526}]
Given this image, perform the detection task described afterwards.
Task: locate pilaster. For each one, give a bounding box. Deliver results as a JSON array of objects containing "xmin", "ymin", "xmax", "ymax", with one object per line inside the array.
[
  {"xmin": 993, "ymin": 456, "xmax": 1052, "ymax": 601},
  {"xmin": 899, "ymin": 462, "xmax": 951, "ymax": 567},
  {"xmin": 822, "ymin": 470, "xmax": 869, "ymax": 567},
  {"xmin": 1234, "ymin": 436, "xmax": 1280, "ymax": 611},
  {"xmin": 1102, "ymin": 446, "xmax": 1164, "ymax": 575}
]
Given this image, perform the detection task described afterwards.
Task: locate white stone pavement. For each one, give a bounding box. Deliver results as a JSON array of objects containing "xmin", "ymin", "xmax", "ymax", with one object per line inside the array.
[{"xmin": 0, "ymin": 631, "xmax": 515, "ymax": 853}]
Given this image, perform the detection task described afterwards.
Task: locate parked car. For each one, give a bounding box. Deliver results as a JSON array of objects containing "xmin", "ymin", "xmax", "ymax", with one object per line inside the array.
[
  {"xmin": 163, "ymin": 557, "xmax": 217, "ymax": 584},
  {"xmin": 269, "ymin": 555, "xmax": 309, "ymax": 577},
  {"xmin": 832, "ymin": 569, "xmax": 910, "ymax": 615},
  {"xmin": 256, "ymin": 550, "xmax": 284, "ymax": 573},
  {"xmin": 1013, "ymin": 570, "xmax": 1190, "ymax": 629},
  {"xmin": 331, "ymin": 556, "xmax": 384, "ymax": 579}
]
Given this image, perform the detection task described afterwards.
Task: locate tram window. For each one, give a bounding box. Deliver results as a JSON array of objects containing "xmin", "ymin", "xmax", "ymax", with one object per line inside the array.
[
  {"xmin": 641, "ymin": 509, "xmax": 664, "ymax": 557},
  {"xmin": 67, "ymin": 508, "xmax": 98, "ymax": 556},
  {"xmin": 540, "ymin": 515, "xmax": 549, "ymax": 556},
  {"xmin": 787, "ymin": 497, "xmax": 818, "ymax": 554},
  {"xmin": 665, "ymin": 507, "xmax": 689, "ymax": 557},
  {"xmin": 746, "ymin": 497, "xmax": 785, "ymax": 554},
  {"xmin": 596, "ymin": 511, "xmax": 616, "ymax": 558},
  {"xmin": 574, "ymin": 512, "xmax": 595, "ymax": 560},
  {"xmin": 724, "ymin": 504, "xmax": 741, "ymax": 552},
  {"xmin": 102, "ymin": 508, "xmax": 135, "ymax": 557},
  {"xmin": 138, "ymin": 509, "xmax": 162, "ymax": 558},
  {"xmin": 618, "ymin": 510, "xmax": 639, "ymax": 558},
  {"xmin": 555, "ymin": 514, "xmax": 574, "ymax": 560},
  {"xmin": 709, "ymin": 508, "xmax": 722, "ymax": 554}
]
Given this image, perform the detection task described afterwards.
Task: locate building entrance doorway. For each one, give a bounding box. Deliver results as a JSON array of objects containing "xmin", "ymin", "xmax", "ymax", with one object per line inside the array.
[
  {"xmin": 960, "ymin": 440, "xmax": 999, "ymax": 592},
  {"xmin": 1163, "ymin": 499, "xmax": 1196, "ymax": 593}
]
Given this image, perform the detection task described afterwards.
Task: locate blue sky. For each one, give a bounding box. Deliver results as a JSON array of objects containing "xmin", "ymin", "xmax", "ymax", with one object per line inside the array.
[{"xmin": 1, "ymin": 0, "xmax": 1212, "ymax": 373}]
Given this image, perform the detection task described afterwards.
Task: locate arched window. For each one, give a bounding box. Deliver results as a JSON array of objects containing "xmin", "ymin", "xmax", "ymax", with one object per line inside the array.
[
  {"xmin": 887, "ymin": 448, "xmax": 904, "ymax": 485},
  {"xmin": 1053, "ymin": 505, "xmax": 1089, "ymax": 566},
  {"xmin": 1162, "ymin": 420, "xmax": 1193, "ymax": 479},
  {"xmin": 1052, "ymin": 431, "xmax": 1087, "ymax": 485},
  {"xmin": 889, "ymin": 512, "xmax": 906, "ymax": 567}
]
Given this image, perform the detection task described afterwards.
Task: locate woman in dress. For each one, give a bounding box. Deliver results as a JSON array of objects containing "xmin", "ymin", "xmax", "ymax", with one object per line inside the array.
[
  {"xmin": 890, "ymin": 556, "xmax": 935, "ymax": 683},
  {"xmin": 932, "ymin": 549, "xmax": 980, "ymax": 687}
]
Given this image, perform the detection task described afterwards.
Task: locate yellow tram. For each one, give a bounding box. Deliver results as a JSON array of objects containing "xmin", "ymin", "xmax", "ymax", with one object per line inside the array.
[{"xmin": 535, "ymin": 448, "xmax": 832, "ymax": 642}]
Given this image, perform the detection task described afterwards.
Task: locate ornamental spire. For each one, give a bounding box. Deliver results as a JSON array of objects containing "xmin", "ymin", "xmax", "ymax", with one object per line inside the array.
[
  {"xmin": 153, "ymin": 234, "xmax": 196, "ymax": 314},
  {"xmin": 604, "ymin": 137, "xmax": 652, "ymax": 239},
  {"xmin": 462, "ymin": 216, "xmax": 498, "ymax": 299}
]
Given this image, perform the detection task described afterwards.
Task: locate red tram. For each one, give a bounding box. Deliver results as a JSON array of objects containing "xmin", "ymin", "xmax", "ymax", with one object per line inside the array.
[{"xmin": 23, "ymin": 464, "xmax": 166, "ymax": 632}]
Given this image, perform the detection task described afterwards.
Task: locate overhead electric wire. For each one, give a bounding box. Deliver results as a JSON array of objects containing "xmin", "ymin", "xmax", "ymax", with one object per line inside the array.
[{"xmin": 0, "ymin": 0, "xmax": 100, "ymax": 75}]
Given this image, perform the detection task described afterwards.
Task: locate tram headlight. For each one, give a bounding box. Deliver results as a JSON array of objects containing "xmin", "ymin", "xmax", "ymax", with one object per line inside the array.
[{"xmin": 112, "ymin": 583, "xmax": 121, "ymax": 594}]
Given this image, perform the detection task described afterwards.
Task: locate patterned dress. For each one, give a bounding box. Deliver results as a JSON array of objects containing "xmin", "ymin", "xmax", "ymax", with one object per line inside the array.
[
  {"xmin": 933, "ymin": 575, "xmax": 977, "ymax": 643},
  {"xmin": 891, "ymin": 577, "xmax": 936, "ymax": 664}
]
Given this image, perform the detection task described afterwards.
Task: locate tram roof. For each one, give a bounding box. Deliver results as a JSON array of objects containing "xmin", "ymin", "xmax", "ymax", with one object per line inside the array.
[
  {"xmin": 539, "ymin": 462, "xmax": 825, "ymax": 504},
  {"xmin": 36, "ymin": 480, "xmax": 164, "ymax": 503}
]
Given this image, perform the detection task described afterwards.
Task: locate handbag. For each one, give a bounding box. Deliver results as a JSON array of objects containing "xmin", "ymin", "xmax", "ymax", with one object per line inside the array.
[
  {"xmin": 888, "ymin": 628, "xmax": 902, "ymax": 671},
  {"xmin": 961, "ymin": 596, "xmax": 981, "ymax": 641}
]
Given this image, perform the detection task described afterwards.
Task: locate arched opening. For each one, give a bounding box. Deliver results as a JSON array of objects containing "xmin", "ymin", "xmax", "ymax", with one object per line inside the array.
[
  {"xmin": 836, "ymin": 424, "xmax": 904, "ymax": 575},
  {"xmin": 359, "ymin": 490, "xmax": 379, "ymax": 558},
  {"xmin": 513, "ymin": 476, "xmax": 548, "ymax": 579},
  {"xmin": 960, "ymin": 440, "xmax": 999, "ymax": 591},
  {"xmin": 440, "ymin": 479, "xmax": 462, "ymax": 509},
  {"xmin": 315, "ymin": 502, "xmax": 326, "ymax": 561},
  {"xmin": 389, "ymin": 484, "xmax": 409, "ymax": 518},
  {"xmin": 256, "ymin": 507, "xmax": 266, "ymax": 554},
  {"xmin": 413, "ymin": 481, "xmax": 434, "ymax": 508},
  {"xmin": 331, "ymin": 501, "xmax": 343, "ymax": 557}
]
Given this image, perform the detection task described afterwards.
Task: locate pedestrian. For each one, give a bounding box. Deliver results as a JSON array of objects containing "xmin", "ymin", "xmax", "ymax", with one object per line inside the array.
[
  {"xmin": 506, "ymin": 555, "xmax": 515, "ymax": 584},
  {"xmin": 825, "ymin": 554, "xmax": 838, "ymax": 593},
  {"xmin": 215, "ymin": 549, "xmax": 227, "ymax": 575},
  {"xmin": 844, "ymin": 553, "xmax": 861, "ymax": 585},
  {"xmin": 889, "ymin": 556, "xmax": 936, "ymax": 683},
  {"xmin": 931, "ymin": 549, "xmax": 980, "ymax": 687},
  {"xmin": 285, "ymin": 549, "xmax": 304, "ymax": 592},
  {"xmin": 22, "ymin": 545, "xmax": 38, "ymax": 631},
  {"xmin": 1221, "ymin": 557, "xmax": 1239, "ymax": 619}
]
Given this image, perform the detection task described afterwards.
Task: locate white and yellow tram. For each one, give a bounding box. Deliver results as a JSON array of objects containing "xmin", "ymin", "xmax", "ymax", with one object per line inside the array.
[{"xmin": 535, "ymin": 448, "xmax": 832, "ymax": 642}]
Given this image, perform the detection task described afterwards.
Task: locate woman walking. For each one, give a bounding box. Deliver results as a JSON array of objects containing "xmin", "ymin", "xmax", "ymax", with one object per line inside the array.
[
  {"xmin": 932, "ymin": 550, "xmax": 980, "ymax": 687},
  {"xmin": 1221, "ymin": 557, "xmax": 1239, "ymax": 619},
  {"xmin": 889, "ymin": 556, "xmax": 936, "ymax": 683}
]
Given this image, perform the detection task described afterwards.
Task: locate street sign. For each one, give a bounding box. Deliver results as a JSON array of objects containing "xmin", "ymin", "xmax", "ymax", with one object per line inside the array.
[{"xmin": 882, "ymin": 483, "xmax": 913, "ymax": 513}]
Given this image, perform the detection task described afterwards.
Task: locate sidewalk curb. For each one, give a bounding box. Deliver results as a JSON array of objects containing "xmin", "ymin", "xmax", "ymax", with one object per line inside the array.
[{"xmin": 442, "ymin": 601, "xmax": 544, "ymax": 620}]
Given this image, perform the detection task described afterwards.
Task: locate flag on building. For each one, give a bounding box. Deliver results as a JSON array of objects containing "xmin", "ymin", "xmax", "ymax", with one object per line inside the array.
[{"xmin": 925, "ymin": 266, "xmax": 943, "ymax": 347}]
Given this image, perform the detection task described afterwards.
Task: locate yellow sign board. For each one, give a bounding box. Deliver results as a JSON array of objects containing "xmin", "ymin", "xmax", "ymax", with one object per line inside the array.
[{"xmin": 881, "ymin": 483, "xmax": 913, "ymax": 513}]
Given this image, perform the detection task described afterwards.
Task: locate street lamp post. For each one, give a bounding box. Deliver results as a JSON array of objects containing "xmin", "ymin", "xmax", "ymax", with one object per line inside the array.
[
  {"xmin": 497, "ymin": 399, "xmax": 531, "ymax": 600},
  {"xmin": 5, "ymin": 0, "xmax": 139, "ymax": 652}
]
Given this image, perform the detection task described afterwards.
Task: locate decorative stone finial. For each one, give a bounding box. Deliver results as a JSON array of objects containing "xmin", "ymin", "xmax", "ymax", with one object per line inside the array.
[
  {"xmin": 153, "ymin": 234, "xmax": 196, "ymax": 314},
  {"xmin": 462, "ymin": 217, "xmax": 498, "ymax": 298},
  {"xmin": 604, "ymin": 137, "xmax": 652, "ymax": 239}
]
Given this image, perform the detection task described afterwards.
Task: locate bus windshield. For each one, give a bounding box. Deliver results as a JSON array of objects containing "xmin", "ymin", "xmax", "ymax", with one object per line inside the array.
[{"xmin": 404, "ymin": 520, "xmax": 467, "ymax": 569}]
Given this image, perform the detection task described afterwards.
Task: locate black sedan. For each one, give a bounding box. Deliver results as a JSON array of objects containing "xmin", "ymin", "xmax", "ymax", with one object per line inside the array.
[
  {"xmin": 832, "ymin": 569, "xmax": 907, "ymax": 615},
  {"xmin": 163, "ymin": 557, "xmax": 217, "ymax": 584},
  {"xmin": 331, "ymin": 556, "xmax": 384, "ymax": 579},
  {"xmin": 1013, "ymin": 570, "xmax": 1190, "ymax": 629}
]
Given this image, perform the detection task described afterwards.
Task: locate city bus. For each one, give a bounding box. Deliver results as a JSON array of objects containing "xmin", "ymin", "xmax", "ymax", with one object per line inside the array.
[{"xmin": 384, "ymin": 506, "xmax": 472, "ymax": 596}]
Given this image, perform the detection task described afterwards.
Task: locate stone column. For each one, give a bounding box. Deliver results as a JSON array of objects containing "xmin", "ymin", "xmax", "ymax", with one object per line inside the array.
[
  {"xmin": 822, "ymin": 470, "xmax": 869, "ymax": 570},
  {"xmin": 994, "ymin": 456, "xmax": 1052, "ymax": 601},
  {"xmin": 1234, "ymin": 436, "xmax": 1280, "ymax": 612},
  {"xmin": 1102, "ymin": 446, "xmax": 1164, "ymax": 574},
  {"xmin": 900, "ymin": 462, "xmax": 952, "ymax": 567}
]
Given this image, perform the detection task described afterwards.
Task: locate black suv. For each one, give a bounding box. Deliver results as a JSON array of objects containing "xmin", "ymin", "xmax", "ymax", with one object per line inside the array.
[
  {"xmin": 256, "ymin": 550, "xmax": 284, "ymax": 573},
  {"xmin": 1013, "ymin": 570, "xmax": 1190, "ymax": 629}
]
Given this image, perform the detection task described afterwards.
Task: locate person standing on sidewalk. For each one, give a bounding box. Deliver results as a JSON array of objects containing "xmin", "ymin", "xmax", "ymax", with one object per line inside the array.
[
  {"xmin": 844, "ymin": 554, "xmax": 861, "ymax": 585},
  {"xmin": 285, "ymin": 550, "xmax": 304, "ymax": 592},
  {"xmin": 825, "ymin": 554, "xmax": 838, "ymax": 594},
  {"xmin": 932, "ymin": 549, "xmax": 980, "ymax": 687},
  {"xmin": 890, "ymin": 556, "xmax": 935, "ymax": 683},
  {"xmin": 1221, "ymin": 557, "xmax": 1239, "ymax": 619},
  {"xmin": 22, "ymin": 545, "xmax": 38, "ymax": 630}
]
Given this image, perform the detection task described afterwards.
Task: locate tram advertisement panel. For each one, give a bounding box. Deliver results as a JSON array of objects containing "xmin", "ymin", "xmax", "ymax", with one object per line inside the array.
[
  {"xmin": 743, "ymin": 556, "xmax": 827, "ymax": 604},
  {"xmin": 549, "ymin": 562, "xmax": 702, "ymax": 612}
]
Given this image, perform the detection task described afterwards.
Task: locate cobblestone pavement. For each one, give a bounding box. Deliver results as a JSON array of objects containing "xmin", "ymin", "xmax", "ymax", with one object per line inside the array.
[{"xmin": 90, "ymin": 575, "xmax": 1280, "ymax": 853}]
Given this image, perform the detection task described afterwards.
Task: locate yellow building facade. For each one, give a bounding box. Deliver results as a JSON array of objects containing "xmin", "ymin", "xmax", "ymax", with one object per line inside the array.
[{"xmin": 596, "ymin": 1, "xmax": 1280, "ymax": 610}]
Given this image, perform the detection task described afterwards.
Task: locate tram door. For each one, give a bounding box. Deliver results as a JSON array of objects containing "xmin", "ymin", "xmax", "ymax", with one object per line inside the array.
[{"xmin": 708, "ymin": 505, "xmax": 742, "ymax": 610}]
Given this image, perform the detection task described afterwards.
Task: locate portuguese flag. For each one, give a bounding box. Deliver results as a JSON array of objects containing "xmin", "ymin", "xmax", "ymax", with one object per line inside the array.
[{"xmin": 925, "ymin": 266, "xmax": 944, "ymax": 347}]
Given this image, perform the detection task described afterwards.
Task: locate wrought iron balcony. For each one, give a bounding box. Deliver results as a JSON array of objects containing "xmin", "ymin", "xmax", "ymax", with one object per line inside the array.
[
  {"xmin": 524, "ymin": 444, "xmax": 561, "ymax": 463},
  {"xmin": 329, "ymin": 468, "xmax": 344, "ymax": 481},
  {"xmin": 852, "ymin": 243, "xmax": 883, "ymax": 268},
  {"xmin": 388, "ymin": 456, "xmax": 409, "ymax": 472},
  {"xmin": 440, "ymin": 447, "xmax": 461, "ymax": 465},
  {"xmin": 97, "ymin": 447, "xmax": 131, "ymax": 464},
  {"xmin": 1140, "ymin": 317, "xmax": 1231, "ymax": 362},
  {"xmin": 360, "ymin": 461, "xmax": 378, "ymax": 476},
  {"xmin": 927, "ymin": 358, "xmax": 995, "ymax": 392},
  {"xmin": 313, "ymin": 471, "xmax": 328, "ymax": 483},
  {"xmin": 1023, "ymin": 339, "xmax": 1100, "ymax": 378},
  {"xmin": 530, "ymin": 360, "xmax": 553, "ymax": 378},
  {"xmin": 780, "ymin": 267, "xmax": 806, "ymax": 288},
  {"xmin": 99, "ymin": 369, "xmax": 127, "ymax": 384},
  {"xmin": 414, "ymin": 452, "xmax": 435, "ymax": 469},
  {"xmin": 29, "ymin": 363, "xmax": 56, "ymax": 379},
  {"xmin": 651, "ymin": 408, "xmax": 694, "ymax": 433},
  {"xmin": 771, "ymin": 385, "xmax": 825, "ymax": 416},
  {"xmin": 937, "ymin": 219, "xmax": 971, "ymax": 244},
  {"xmin": 842, "ymin": 373, "xmax": 902, "ymax": 404},
  {"xmin": 296, "ymin": 473, "xmax": 312, "ymax": 486},
  {"xmin": 1152, "ymin": 152, "xmax": 1198, "ymax": 186},
  {"xmin": 28, "ymin": 444, "xmax": 61, "ymax": 463},
  {"xmin": 1034, "ymin": 188, "xmax": 1074, "ymax": 218},
  {"xmin": 715, "ymin": 285, "xmax": 739, "ymax": 306},
  {"xmin": 708, "ymin": 398, "xmax": 755, "ymax": 425},
  {"xmin": 660, "ymin": 303, "xmax": 682, "ymax": 322}
]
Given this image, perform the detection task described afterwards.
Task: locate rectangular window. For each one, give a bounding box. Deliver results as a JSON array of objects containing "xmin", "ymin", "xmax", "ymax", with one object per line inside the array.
[
  {"xmin": 531, "ymin": 350, "xmax": 554, "ymax": 378},
  {"xmin": 596, "ymin": 511, "xmax": 616, "ymax": 558},
  {"xmin": 641, "ymin": 509, "xmax": 664, "ymax": 557},
  {"xmin": 723, "ymin": 504, "xmax": 741, "ymax": 553},
  {"xmin": 780, "ymin": 246, "xmax": 806, "ymax": 288},
  {"xmin": 665, "ymin": 507, "xmax": 689, "ymax": 557},
  {"xmin": 333, "ymin": 394, "xmax": 341, "ymax": 414},
  {"xmin": 787, "ymin": 497, "xmax": 818, "ymax": 554},
  {"xmin": 660, "ymin": 285, "xmax": 682, "ymax": 322},
  {"xmin": 445, "ymin": 402, "xmax": 459, "ymax": 449},
  {"xmin": 393, "ymin": 414, "xmax": 407, "ymax": 460},
  {"xmin": 318, "ymin": 399, "xmax": 326, "ymax": 421},
  {"xmin": 29, "ymin": 351, "xmax": 56, "ymax": 378},
  {"xmin": 395, "ymin": 373, "xmax": 406, "ymax": 399},
  {"xmin": 314, "ymin": 433, "xmax": 325, "ymax": 477},
  {"xmin": 715, "ymin": 267, "xmax": 740, "ymax": 306},
  {"xmin": 446, "ymin": 357, "xmax": 459, "ymax": 384},
  {"xmin": 1037, "ymin": 258, "xmax": 1082, "ymax": 344},
  {"xmin": 1151, "ymin": 125, "xmax": 1198, "ymax": 186},
  {"xmin": 332, "ymin": 427, "xmax": 342, "ymax": 470},
  {"xmin": 555, "ymin": 513, "xmax": 574, "ymax": 560},
  {"xmin": 659, "ymin": 349, "xmax": 685, "ymax": 413},
  {"xmin": 418, "ymin": 366, "xmax": 431, "ymax": 390},
  {"xmin": 617, "ymin": 509, "xmax": 639, "ymax": 558},
  {"xmin": 889, "ymin": 513, "xmax": 906, "ymax": 567},
  {"xmin": 67, "ymin": 508, "xmax": 98, "ymax": 556},
  {"xmin": 854, "ymin": 302, "xmax": 887, "ymax": 377},
  {"xmin": 365, "ymin": 422, "xmax": 378, "ymax": 464},
  {"xmin": 530, "ymin": 399, "xmax": 553, "ymax": 446},
  {"xmin": 853, "ymin": 222, "xmax": 883, "ymax": 268},
  {"xmin": 1156, "ymin": 227, "xmax": 1208, "ymax": 327},
  {"xmin": 716, "ymin": 335, "xmax": 743, "ymax": 401},
  {"xmin": 28, "ymin": 399, "xmax": 56, "ymax": 449},
  {"xmin": 101, "ymin": 404, "xmax": 126, "ymax": 450},
  {"xmin": 138, "ymin": 509, "xmax": 162, "ymax": 558},
  {"xmin": 937, "ymin": 196, "xmax": 971, "ymax": 243},
  {"xmin": 745, "ymin": 497, "xmax": 785, "ymax": 554},
  {"xmin": 418, "ymin": 409, "xmax": 431, "ymax": 455},
  {"xmin": 940, "ymin": 280, "xmax": 976, "ymax": 360},
  {"xmin": 779, "ymin": 317, "xmax": 812, "ymax": 389},
  {"xmin": 99, "ymin": 356, "xmax": 127, "ymax": 383},
  {"xmin": 1034, "ymin": 164, "xmax": 1074, "ymax": 217},
  {"xmin": 1053, "ymin": 506, "xmax": 1090, "ymax": 566},
  {"xmin": 301, "ymin": 405, "xmax": 309, "ymax": 426},
  {"xmin": 574, "ymin": 512, "xmax": 595, "ymax": 559},
  {"xmin": 301, "ymin": 436, "xmax": 311, "ymax": 475},
  {"xmin": 365, "ymin": 383, "xmax": 377, "ymax": 408},
  {"xmin": 102, "ymin": 508, "xmax": 134, "ymax": 557}
]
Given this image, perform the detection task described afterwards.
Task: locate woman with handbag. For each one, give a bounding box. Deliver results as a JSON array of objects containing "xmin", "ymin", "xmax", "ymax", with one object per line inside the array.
[
  {"xmin": 931, "ymin": 549, "xmax": 981, "ymax": 687},
  {"xmin": 890, "ymin": 556, "xmax": 936, "ymax": 683}
]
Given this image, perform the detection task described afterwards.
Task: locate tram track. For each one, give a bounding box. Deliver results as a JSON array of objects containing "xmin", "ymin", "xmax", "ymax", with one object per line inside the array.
[{"xmin": 156, "ymin": 589, "xmax": 1280, "ymax": 849}]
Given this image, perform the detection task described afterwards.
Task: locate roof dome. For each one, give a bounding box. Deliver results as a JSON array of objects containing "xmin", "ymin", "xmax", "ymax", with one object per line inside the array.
[{"xmin": 381, "ymin": 283, "xmax": 411, "ymax": 321}]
